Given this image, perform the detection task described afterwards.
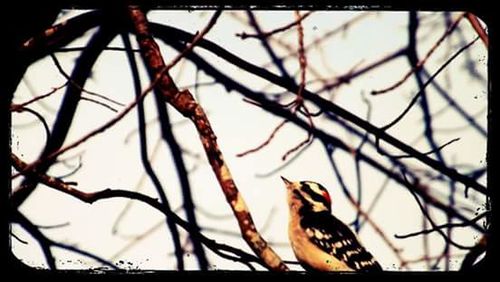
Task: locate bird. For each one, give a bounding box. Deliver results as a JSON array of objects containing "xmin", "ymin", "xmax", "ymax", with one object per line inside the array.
[{"xmin": 281, "ymin": 176, "xmax": 382, "ymax": 272}]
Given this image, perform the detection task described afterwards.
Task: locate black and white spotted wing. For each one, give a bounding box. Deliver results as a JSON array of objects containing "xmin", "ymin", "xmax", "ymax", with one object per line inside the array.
[{"xmin": 300, "ymin": 210, "xmax": 383, "ymax": 272}]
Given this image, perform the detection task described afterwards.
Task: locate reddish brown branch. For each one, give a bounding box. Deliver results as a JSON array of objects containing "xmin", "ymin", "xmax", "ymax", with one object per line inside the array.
[
  {"xmin": 236, "ymin": 119, "xmax": 289, "ymax": 157},
  {"xmin": 295, "ymin": 10, "xmax": 307, "ymax": 100},
  {"xmin": 12, "ymin": 82, "xmax": 67, "ymax": 110},
  {"xmin": 465, "ymin": 13, "xmax": 488, "ymax": 48},
  {"xmin": 237, "ymin": 12, "xmax": 315, "ymax": 162},
  {"xmin": 127, "ymin": 6, "xmax": 287, "ymax": 271},
  {"xmin": 280, "ymin": 12, "xmax": 315, "ymax": 161},
  {"xmin": 282, "ymin": 106, "xmax": 314, "ymax": 161}
]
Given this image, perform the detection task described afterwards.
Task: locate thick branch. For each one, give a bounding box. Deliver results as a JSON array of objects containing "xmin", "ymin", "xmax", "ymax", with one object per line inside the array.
[
  {"xmin": 127, "ymin": 6, "xmax": 287, "ymax": 271},
  {"xmin": 465, "ymin": 13, "xmax": 488, "ymax": 48}
]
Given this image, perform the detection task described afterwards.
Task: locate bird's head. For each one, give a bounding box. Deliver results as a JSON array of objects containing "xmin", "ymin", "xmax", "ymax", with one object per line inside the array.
[{"xmin": 281, "ymin": 176, "xmax": 332, "ymax": 213}]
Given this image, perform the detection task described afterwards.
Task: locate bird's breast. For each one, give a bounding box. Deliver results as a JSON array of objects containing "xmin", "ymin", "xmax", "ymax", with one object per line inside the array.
[{"xmin": 288, "ymin": 214, "xmax": 353, "ymax": 271}]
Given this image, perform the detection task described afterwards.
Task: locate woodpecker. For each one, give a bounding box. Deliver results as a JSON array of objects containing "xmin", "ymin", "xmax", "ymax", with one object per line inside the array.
[{"xmin": 281, "ymin": 176, "xmax": 382, "ymax": 272}]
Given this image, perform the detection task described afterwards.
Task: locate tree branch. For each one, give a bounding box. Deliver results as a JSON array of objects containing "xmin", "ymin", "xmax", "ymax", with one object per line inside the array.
[
  {"xmin": 150, "ymin": 24, "xmax": 487, "ymax": 196},
  {"xmin": 11, "ymin": 152, "xmax": 266, "ymax": 269},
  {"xmin": 159, "ymin": 36, "xmax": 485, "ymax": 233},
  {"xmin": 11, "ymin": 25, "xmax": 117, "ymax": 207},
  {"xmin": 127, "ymin": 6, "xmax": 287, "ymax": 271}
]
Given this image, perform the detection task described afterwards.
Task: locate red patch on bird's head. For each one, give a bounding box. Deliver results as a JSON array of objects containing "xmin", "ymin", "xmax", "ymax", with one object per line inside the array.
[{"xmin": 322, "ymin": 190, "xmax": 332, "ymax": 206}]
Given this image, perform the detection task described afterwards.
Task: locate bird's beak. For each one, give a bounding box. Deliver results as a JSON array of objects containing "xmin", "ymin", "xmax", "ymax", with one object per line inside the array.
[{"xmin": 281, "ymin": 176, "xmax": 292, "ymax": 186}]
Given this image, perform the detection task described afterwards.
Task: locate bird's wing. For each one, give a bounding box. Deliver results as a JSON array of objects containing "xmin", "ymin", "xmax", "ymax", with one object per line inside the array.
[{"xmin": 300, "ymin": 211, "xmax": 383, "ymax": 272}]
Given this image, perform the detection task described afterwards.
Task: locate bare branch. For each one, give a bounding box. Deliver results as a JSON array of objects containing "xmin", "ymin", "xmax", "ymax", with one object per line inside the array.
[
  {"xmin": 152, "ymin": 24, "xmax": 487, "ymax": 195},
  {"xmin": 127, "ymin": 6, "xmax": 288, "ymax": 271},
  {"xmin": 11, "ymin": 152, "xmax": 266, "ymax": 269}
]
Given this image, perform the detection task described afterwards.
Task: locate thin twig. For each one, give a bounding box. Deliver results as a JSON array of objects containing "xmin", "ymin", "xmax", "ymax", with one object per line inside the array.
[
  {"xmin": 281, "ymin": 133, "xmax": 312, "ymax": 161},
  {"xmin": 280, "ymin": 11, "xmax": 315, "ymax": 161},
  {"xmin": 321, "ymin": 48, "xmax": 407, "ymax": 92},
  {"xmin": 50, "ymin": 53, "xmax": 125, "ymax": 107},
  {"xmin": 11, "ymin": 25, "xmax": 117, "ymax": 208},
  {"xmin": 236, "ymin": 120, "xmax": 288, "ymax": 157},
  {"xmin": 80, "ymin": 96, "xmax": 118, "ymax": 112},
  {"xmin": 236, "ymin": 11, "xmax": 313, "ymax": 40},
  {"xmin": 11, "ymin": 83, "xmax": 151, "ymax": 180},
  {"xmin": 237, "ymin": 11, "xmax": 314, "ymax": 161},
  {"xmin": 14, "ymin": 83, "xmax": 67, "ymax": 109},
  {"xmin": 380, "ymin": 36, "xmax": 480, "ymax": 131},
  {"xmin": 112, "ymin": 139, "xmax": 162, "ymax": 234},
  {"xmin": 260, "ymin": 12, "xmax": 372, "ymax": 69},
  {"xmin": 395, "ymin": 211, "xmax": 489, "ymax": 239},
  {"xmin": 10, "ymin": 231, "xmax": 28, "ymax": 244},
  {"xmin": 389, "ymin": 137, "xmax": 460, "ymax": 159},
  {"xmin": 11, "ymin": 210, "xmax": 119, "ymax": 270},
  {"xmin": 371, "ymin": 13, "xmax": 466, "ymax": 95},
  {"xmin": 35, "ymin": 222, "xmax": 70, "ymax": 229},
  {"xmin": 11, "ymin": 106, "xmax": 51, "ymax": 142},
  {"xmin": 399, "ymin": 169, "xmax": 475, "ymax": 250}
]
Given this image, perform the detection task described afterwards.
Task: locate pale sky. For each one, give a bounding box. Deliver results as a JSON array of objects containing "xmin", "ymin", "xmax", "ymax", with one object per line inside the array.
[{"xmin": 11, "ymin": 10, "xmax": 487, "ymax": 271}]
